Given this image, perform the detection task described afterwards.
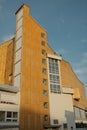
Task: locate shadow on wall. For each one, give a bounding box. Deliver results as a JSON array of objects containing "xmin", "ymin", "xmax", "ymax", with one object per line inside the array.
[
  {"xmin": 19, "ymin": 99, "xmax": 50, "ymax": 130},
  {"xmin": 65, "ymin": 110, "xmax": 76, "ymax": 130}
]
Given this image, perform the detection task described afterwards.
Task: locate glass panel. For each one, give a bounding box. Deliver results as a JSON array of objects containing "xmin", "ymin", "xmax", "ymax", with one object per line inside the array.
[
  {"xmin": 7, "ymin": 112, "xmax": 12, "ymax": 118},
  {"xmin": 13, "ymin": 112, "xmax": 18, "ymax": 118},
  {"xmin": 0, "ymin": 111, "xmax": 5, "ymax": 122},
  {"xmin": 41, "ymin": 41, "xmax": 45, "ymax": 46},
  {"xmin": 44, "ymin": 115, "xmax": 48, "ymax": 121},
  {"xmin": 43, "ymin": 90, "xmax": 48, "ymax": 96},
  {"xmin": 80, "ymin": 109, "xmax": 86, "ymax": 120}
]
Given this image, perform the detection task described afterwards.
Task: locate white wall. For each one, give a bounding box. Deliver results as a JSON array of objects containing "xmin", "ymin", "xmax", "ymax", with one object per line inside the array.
[{"xmin": 49, "ymin": 93, "xmax": 76, "ymax": 130}]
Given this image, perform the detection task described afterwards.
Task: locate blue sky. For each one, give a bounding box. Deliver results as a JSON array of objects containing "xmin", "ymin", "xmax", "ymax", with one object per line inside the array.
[{"xmin": 0, "ymin": 0, "xmax": 87, "ymax": 95}]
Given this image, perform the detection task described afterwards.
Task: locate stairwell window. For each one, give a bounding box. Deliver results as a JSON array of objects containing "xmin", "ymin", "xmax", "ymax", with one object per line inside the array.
[
  {"xmin": 44, "ymin": 115, "xmax": 48, "ymax": 121},
  {"xmin": 42, "ymin": 59, "xmax": 46, "ymax": 64},
  {"xmin": 41, "ymin": 41, "xmax": 45, "ymax": 46},
  {"xmin": 42, "ymin": 68, "xmax": 46, "ymax": 74},
  {"xmin": 42, "ymin": 49, "xmax": 46, "ymax": 55},
  {"xmin": 43, "ymin": 79, "xmax": 47, "ymax": 85},
  {"xmin": 43, "ymin": 90, "xmax": 48, "ymax": 96},
  {"xmin": 41, "ymin": 33, "xmax": 45, "ymax": 38},
  {"xmin": 44, "ymin": 102, "xmax": 48, "ymax": 108}
]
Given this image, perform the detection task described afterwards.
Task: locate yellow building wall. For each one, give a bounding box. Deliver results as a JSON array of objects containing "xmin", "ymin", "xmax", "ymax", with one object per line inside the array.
[
  {"xmin": 60, "ymin": 59, "xmax": 87, "ymax": 109},
  {"xmin": 0, "ymin": 39, "xmax": 14, "ymax": 85},
  {"xmin": 18, "ymin": 5, "xmax": 53, "ymax": 130}
]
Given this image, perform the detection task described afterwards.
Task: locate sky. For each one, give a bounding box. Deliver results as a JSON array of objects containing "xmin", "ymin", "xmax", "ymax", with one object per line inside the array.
[{"xmin": 0, "ymin": 0, "xmax": 87, "ymax": 95}]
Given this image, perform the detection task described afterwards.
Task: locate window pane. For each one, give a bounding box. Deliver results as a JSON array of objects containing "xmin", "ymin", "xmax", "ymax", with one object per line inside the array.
[
  {"xmin": 41, "ymin": 41, "xmax": 45, "ymax": 46},
  {"xmin": 13, "ymin": 112, "xmax": 18, "ymax": 118},
  {"xmin": 44, "ymin": 115, "xmax": 48, "ymax": 121},
  {"xmin": 42, "ymin": 59, "xmax": 46, "ymax": 64},
  {"xmin": 6, "ymin": 119, "xmax": 11, "ymax": 122},
  {"xmin": 44, "ymin": 102, "xmax": 48, "ymax": 108},
  {"xmin": 48, "ymin": 58, "xmax": 61, "ymax": 93},
  {"xmin": 0, "ymin": 111, "xmax": 5, "ymax": 122},
  {"xmin": 42, "ymin": 68, "xmax": 46, "ymax": 74},
  {"xmin": 41, "ymin": 33, "xmax": 45, "ymax": 38},
  {"xmin": 7, "ymin": 112, "xmax": 12, "ymax": 118},
  {"xmin": 42, "ymin": 50, "xmax": 46, "ymax": 55},
  {"xmin": 43, "ymin": 90, "xmax": 48, "ymax": 96},
  {"xmin": 43, "ymin": 79, "xmax": 47, "ymax": 85}
]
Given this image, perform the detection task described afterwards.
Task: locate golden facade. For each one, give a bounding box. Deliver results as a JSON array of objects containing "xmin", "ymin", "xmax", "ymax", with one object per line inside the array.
[{"xmin": 0, "ymin": 4, "xmax": 87, "ymax": 130}]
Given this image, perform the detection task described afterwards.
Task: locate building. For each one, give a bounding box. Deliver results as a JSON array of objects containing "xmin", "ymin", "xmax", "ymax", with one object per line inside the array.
[{"xmin": 0, "ymin": 4, "xmax": 87, "ymax": 130}]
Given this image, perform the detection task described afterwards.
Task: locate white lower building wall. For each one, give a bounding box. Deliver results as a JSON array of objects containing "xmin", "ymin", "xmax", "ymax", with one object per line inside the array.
[
  {"xmin": 0, "ymin": 103, "xmax": 19, "ymax": 111},
  {"xmin": 49, "ymin": 93, "xmax": 76, "ymax": 130}
]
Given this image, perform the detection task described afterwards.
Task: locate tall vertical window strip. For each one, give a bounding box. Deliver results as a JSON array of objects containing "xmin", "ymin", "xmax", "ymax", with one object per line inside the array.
[{"xmin": 48, "ymin": 58, "xmax": 61, "ymax": 93}]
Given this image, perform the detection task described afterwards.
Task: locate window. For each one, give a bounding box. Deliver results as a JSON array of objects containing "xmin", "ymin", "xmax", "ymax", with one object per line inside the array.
[
  {"xmin": 41, "ymin": 41, "xmax": 45, "ymax": 46},
  {"xmin": 41, "ymin": 33, "xmax": 45, "ymax": 38},
  {"xmin": 50, "ymin": 84, "xmax": 60, "ymax": 93},
  {"xmin": 6, "ymin": 111, "xmax": 18, "ymax": 122},
  {"xmin": 48, "ymin": 58, "xmax": 61, "ymax": 93},
  {"xmin": 74, "ymin": 107, "xmax": 80, "ymax": 120},
  {"xmin": 42, "ymin": 59, "xmax": 46, "ymax": 64},
  {"xmin": 13, "ymin": 112, "xmax": 18, "ymax": 118},
  {"xmin": 42, "ymin": 68, "xmax": 46, "ymax": 74},
  {"xmin": 7, "ymin": 112, "xmax": 12, "ymax": 118},
  {"xmin": 80, "ymin": 109, "xmax": 86, "ymax": 120},
  {"xmin": 53, "ymin": 119, "xmax": 58, "ymax": 124},
  {"xmin": 0, "ymin": 111, "xmax": 18, "ymax": 122},
  {"xmin": 63, "ymin": 123, "xmax": 67, "ymax": 129},
  {"xmin": 43, "ymin": 90, "xmax": 48, "ymax": 96},
  {"xmin": 42, "ymin": 49, "xmax": 46, "ymax": 55},
  {"xmin": 44, "ymin": 102, "xmax": 48, "ymax": 108},
  {"xmin": 74, "ymin": 107, "xmax": 86, "ymax": 121},
  {"xmin": 0, "ymin": 111, "xmax": 5, "ymax": 122},
  {"xmin": 43, "ymin": 79, "xmax": 47, "ymax": 85},
  {"xmin": 44, "ymin": 115, "xmax": 48, "ymax": 121}
]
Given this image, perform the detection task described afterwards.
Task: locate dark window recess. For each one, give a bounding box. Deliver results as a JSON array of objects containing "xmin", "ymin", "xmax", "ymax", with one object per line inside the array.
[
  {"xmin": 63, "ymin": 123, "xmax": 67, "ymax": 129},
  {"xmin": 43, "ymin": 90, "xmax": 48, "ymax": 96},
  {"xmin": 42, "ymin": 68, "xmax": 46, "ymax": 74},
  {"xmin": 41, "ymin": 41, "xmax": 45, "ymax": 46},
  {"xmin": 42, "ymin": 50, "xmax": 46, "ymax": 55},
  {"xmin": 44, "ymin": 102, "xmax": 48, "ymax": 108},
  {"xmin": 53, "ymin": 119, "xmax": 58, "ymax": 124},
  {"xmin": 42, "ymin": 59, "xmax": 46, "ymax": 64},
  {"xmin": 44, "ymin": 115, "xmax": 48, "ymax": 121},
  {"xmin": 41, "ymin": 33, "xmax": 45, "ymax": 38},
  {"xmin": 43, "ymin": 79, "xmax": 47, "ymax": 85}
]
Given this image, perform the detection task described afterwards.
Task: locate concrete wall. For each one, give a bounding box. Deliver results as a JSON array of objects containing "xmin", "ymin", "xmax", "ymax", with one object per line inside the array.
[{"xmin": 49, "ymin": 93, "xmax": 76, "ymax": 130}]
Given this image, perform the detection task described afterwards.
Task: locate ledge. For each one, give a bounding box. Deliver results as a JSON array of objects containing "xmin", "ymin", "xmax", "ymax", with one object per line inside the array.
[{"xmin": 0, "ymin": 84, "xmax": 19, "ymax": 93}]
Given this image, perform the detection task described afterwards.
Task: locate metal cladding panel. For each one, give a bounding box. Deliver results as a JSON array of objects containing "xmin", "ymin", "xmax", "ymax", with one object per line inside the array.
[
  {"xmin": 14, "ymin": 61, "xmax": 21, "ymax": 76},
  {"xmin": 14, "ymin": 74, "xmax": 21, "ymax": 88},
  {"xmin": 15, "ymin": 49, "xmax": 22, "ymax": 63},
  {"xmin": 16, "ymin": 27, "xmax": 23, "ymax": 40},
  {"xmin": 15, "ymin": 38, "xmax": 22, "ymax": 51},
  {"xmin": 16, "ymin": 8, "xmax": 23, "ymax": 21},
  {"xmin": 16, "ymin": 17, "xmax": 23, "ymax": 30}
]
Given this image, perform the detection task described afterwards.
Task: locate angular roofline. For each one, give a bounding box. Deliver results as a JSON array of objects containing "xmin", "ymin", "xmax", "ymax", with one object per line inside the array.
[
  {"xmin": 0, "ymin": 37, "xmax": 14, "ymax": 46},
  {"xmin": 62, "ymin": 59, "xmax": 84, "ymax": 85},
  {"xmin": 15, "ymin": 4, "xmax": 29, "ymax": 14}
]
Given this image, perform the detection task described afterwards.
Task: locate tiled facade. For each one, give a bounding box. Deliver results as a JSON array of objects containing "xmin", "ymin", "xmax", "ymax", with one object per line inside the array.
[{"xmin": 0, "ymin": 4, "xmax": 87, "ymax": 130}]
